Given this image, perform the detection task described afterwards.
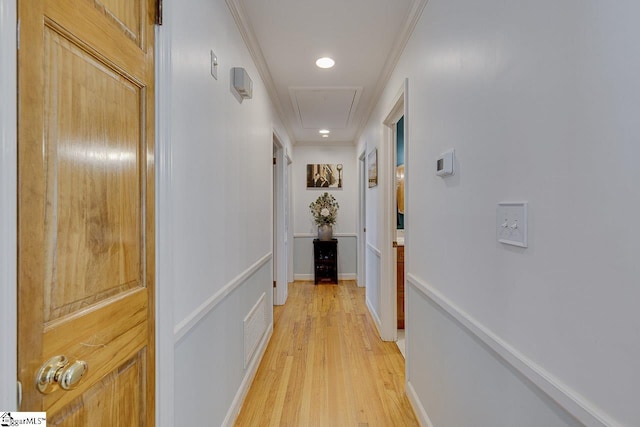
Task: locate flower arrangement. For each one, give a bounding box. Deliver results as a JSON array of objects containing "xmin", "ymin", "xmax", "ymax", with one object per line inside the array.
[{"xmin": 309, "ymin": 192, "xmax": 339, "ymax": 226}]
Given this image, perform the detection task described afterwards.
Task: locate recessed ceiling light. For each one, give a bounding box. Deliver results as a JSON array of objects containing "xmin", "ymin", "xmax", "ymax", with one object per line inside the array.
[
  {"xmin": 319, "ymin": 129, "xmax": 330, "ymax": 134},
  {"xmin": 315, "ymin": 57, "xmax": 335, "ymax": 69},
  {"xmin": 322, "ymin": 135, "xmax": 329, "ymax": 138}
]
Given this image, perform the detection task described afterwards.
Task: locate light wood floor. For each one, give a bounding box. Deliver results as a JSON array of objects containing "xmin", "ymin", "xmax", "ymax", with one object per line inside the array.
[{"xmin": 234, "ymin": 280, "xmax": 418, "ymax": 427}]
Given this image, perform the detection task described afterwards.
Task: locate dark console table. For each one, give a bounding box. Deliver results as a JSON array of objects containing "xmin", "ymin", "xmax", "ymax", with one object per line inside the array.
[{"xmin": 313, "ymin": 239, "xmax": 338, "ymax": 284}]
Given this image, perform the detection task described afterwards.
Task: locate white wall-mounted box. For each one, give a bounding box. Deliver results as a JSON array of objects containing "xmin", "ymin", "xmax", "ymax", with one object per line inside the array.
[
  {"xmin": 232, "ymin": 67, "xmax": 252, "ymax": 99},
  {"xmin": 436, "ymin": 149, "xmax": 455, "ymax": 176}
]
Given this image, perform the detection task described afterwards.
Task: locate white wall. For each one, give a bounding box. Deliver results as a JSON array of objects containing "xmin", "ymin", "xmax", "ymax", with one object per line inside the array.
[
  {"xmin": 0, "ymin": 0, "xmax": 17, "ymax": 411},
  {"xmin": 292, "ymin": 144, "xmax": 358, "ymax": 280},
  {"xmin": 360, "ymin": 1, "xmax": 640, "ymax": 426},
  {"xmin": 160, "ymin": 0, "xmax": 292, "ymax": 424}
]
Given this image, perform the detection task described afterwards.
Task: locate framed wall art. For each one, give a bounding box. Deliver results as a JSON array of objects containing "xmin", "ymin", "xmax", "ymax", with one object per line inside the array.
[
  {"xmin": 307, "ymin": 164, "xmax": 343, "ymax": 188},
  {"xmin": 367, "ymin": 149, "xmax": 378, "ymax": 188}
]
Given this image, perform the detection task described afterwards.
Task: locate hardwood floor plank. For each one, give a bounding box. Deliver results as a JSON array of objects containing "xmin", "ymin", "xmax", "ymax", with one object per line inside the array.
[
  {"xmin": 269, "ymin": 355, "xmax": 293, "ymax": 427},
  {"xmin": 235, "ymin": 281, "xmax": 418, "ymax": 427}
]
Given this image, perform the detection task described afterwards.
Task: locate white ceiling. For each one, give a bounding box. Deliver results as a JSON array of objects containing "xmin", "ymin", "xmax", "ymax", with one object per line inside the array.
[{"xmin": 227, "ymin": 0, "xmax": 426, "ymax": 145}]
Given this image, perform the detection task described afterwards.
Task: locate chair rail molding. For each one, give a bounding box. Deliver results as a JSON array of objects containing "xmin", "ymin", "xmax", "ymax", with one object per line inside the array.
[
  {"xmin": 406, "ymin": 273, "xmax": 620, "ymax": 427},
  {"xmin": 174, "ymin": 252, "xmax": 272, "ymax": 344}
]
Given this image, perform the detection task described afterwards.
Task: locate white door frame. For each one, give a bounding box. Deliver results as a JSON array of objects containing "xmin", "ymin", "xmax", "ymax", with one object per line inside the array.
[
  {"xmin": 273, "ymin": 130, "xmax": 288, "ymax": 305},
  {"xmin": 357, "ymin": 149, "xmax": 367, "ymax": 288},
  {"xmin": 285, "ymin": 151, "xmax": 294, "ymax": 284},
  {"xmin": 155, "ymin": 7, "xmax": 175, "ymax": 426},
  {"xmin": 0, "ymin": 0, "xmax": 18, "ymax": 410},
  {"xmin": 379, "ymin": 79, "xmax": 408, "ymax": 341}
]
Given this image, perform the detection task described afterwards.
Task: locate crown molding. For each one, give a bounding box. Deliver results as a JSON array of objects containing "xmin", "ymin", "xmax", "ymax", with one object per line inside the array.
[
  {"xmin": 354, "ymin": 0, "xmax": 428, "ymax": 141},
  {"xmin": 226, "ymin": 0, "xmax": 296, "ymax": 144}
]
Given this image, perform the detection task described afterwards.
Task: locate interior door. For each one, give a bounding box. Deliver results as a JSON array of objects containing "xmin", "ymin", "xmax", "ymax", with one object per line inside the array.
[{"xmin": 18, "ymin": 0, "xmax": 156, "ymax": 424}]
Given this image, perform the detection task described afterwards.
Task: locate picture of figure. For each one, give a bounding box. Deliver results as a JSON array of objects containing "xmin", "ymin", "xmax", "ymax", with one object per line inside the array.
[
  {"xmin": 312, "ymin": 172, "xmax": 329, "ymax": 187},
  {"xmin": 306, "ymin": 164, "xmax": 343, "ymax": 188}
]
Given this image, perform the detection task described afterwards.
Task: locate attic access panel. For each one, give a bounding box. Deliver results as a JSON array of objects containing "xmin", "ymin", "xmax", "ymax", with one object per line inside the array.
[{"xmin": 289, "ymin": 87, "xmax": 362, "ymax": 130}]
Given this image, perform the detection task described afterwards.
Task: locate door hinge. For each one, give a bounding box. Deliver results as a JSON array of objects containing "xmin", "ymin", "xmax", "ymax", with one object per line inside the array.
[
  {"xmin": 155, "ymin": 0, "xmax": 163, "ymax": 25},
  {"xmin": 273, "ymin": 157, "xmax": 276, "ymax": 165},
  {"xmin": 16, "ymin": 20, "xmax": 20, "ymax": 50},
  {"xmin": 273, "ymin": 280, "xmax": 276, "ymax": 288},
  {"xmin": 17, "ymin": 381, "xmax": 22, "ymax": 408}
]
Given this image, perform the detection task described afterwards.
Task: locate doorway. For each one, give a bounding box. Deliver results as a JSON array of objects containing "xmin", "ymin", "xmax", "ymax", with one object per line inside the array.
[
  {"xmin": 273, "ymin": 132, "xmax": 288, "ymax": 305},
  {"xmin": 357, "ymin": 150, "xmax": 367, "ymax": 288},
  {"xmin": 379, "ymin": 79, "xmax": 408, "ymax": 342},
  {"xmin": 395, "ymin": 116, "xmax": 406, "ymax": 357}
]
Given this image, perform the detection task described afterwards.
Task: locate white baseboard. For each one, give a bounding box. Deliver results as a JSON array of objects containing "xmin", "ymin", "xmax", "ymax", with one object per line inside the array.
[
  {"xmin": 406, "ymin": 380, "xmax": 434, "ymax": 427},
  {"xmin": 223, "ymin": 323, "xmax": 273, "ymax": 426}
]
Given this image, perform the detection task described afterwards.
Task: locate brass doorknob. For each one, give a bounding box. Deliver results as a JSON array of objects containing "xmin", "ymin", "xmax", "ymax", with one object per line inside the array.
[{"xmin": 36, "ymin": 355, "xmax": 88, "ymax": 394}]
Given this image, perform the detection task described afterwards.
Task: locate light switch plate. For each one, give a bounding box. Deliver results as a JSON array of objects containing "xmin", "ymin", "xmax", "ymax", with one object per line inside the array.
[{"xmin": 497, "ymin": 202, "xmax": 528, "ymax": 248}]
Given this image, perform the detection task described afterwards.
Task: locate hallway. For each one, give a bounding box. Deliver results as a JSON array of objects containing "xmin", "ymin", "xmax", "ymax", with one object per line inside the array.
[
  {"xmin": 235, "ymin": 281, "xmax": 417, "ymax": 426},
  {"xmin": 3, "ymin": 1, "xmax": 639, "ymax": 425}
]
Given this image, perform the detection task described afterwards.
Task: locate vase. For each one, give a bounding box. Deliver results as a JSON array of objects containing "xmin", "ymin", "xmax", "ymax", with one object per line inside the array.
[{"xmin": 318, "ymin": 224, "xmax": 333, "ymax": 241}]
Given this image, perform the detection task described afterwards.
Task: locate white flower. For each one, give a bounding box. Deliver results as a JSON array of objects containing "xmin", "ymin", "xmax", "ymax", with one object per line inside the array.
[{"xmin": 321, "ymin": 208, "xmax": 330, "ymax": 217}]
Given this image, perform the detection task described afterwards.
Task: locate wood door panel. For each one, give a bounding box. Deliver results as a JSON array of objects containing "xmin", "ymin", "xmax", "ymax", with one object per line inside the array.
[
  {"xmin": 91, "ymin": 0, "xmax": 146, "ymax": 47},
  {"xmin": 397, "ymin": 246, "xmax": 405, "ymax": 329},
  {"xmin": 18, "ymin": 0, "xmax": 155, "ymax": 422},
  {"xmin": 46, "ymin": 0, "xmax": 149, "ymax": 74},
  {"xmin": 43, "ymin": 27, "xmax": 144, "ymax": 322},
  {"xmin": 48, "ymin": 350, "xmax": 147, "ymax": 426},
  {"xmin": 41, "ymin": 289, "xmax": 148, "ymax": 413}
]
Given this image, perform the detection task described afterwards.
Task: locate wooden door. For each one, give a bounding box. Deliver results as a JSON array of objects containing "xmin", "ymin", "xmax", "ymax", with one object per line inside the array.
[
  {"xmin": 396, "ymin": 246, "xmax": 405, "ymax": 329},
  {"xmin": 17, "ymin": 0, "xmax": 156, "ymax": 424}
]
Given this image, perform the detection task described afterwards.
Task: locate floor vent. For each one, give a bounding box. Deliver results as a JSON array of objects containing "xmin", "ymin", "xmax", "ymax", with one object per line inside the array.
[{"xmin": 243, "ymin": 292, "xmax": 267, "ymax": 368}]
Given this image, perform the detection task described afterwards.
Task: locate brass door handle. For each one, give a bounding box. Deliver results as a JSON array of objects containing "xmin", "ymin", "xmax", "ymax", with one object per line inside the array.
[{"xmin": 36, "ymin": 355, "xmax": 88, "ymax": 394}]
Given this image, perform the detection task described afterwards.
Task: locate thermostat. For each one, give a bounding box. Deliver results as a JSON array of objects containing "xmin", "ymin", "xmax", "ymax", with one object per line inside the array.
[{"xmin": 436, "ymin": 149, "xmax": 455, "ymax": 176}]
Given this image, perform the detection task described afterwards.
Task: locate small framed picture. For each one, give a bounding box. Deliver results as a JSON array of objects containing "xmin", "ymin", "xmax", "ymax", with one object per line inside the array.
[{"xmin": 368, "ymin": 149, "xmax": 378, "ymax": 188}]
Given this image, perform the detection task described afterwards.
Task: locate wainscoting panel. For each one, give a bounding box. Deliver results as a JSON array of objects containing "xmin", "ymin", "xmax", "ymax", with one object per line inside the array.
[
  {"xmin": 293, "ymin": 234, "xmax": 357, "ymax": 281},
  {"xmin": 406, "ymin": 273, "xmax": 616, "ymax": 427},
  {"xmin": 174, "ymin": 253, "xmax": 271, "ymax": 344},
  {"xmin": 243, "ymin": 292, "xmax": 267, "ymax": 368},
  {"xmin": 174, "ymin": 254, "xmax": 273, "ymax": 427}
]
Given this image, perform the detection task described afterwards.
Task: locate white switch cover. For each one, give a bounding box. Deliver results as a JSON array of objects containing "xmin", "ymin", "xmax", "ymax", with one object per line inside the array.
[{"xmin": 497, "ymin": 202, "xmax": 528, "ymax": 248}]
